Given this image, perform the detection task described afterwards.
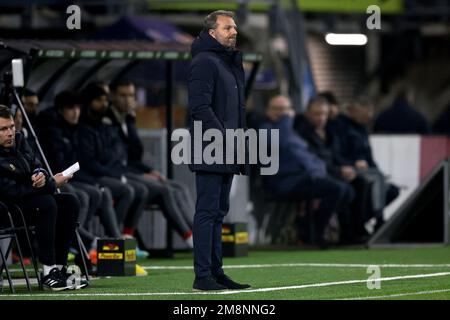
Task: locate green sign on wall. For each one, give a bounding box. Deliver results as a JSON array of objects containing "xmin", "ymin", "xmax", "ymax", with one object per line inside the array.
[{"xmin": 147, "ymin": 0, "xmax": 404, "ymax": 14}]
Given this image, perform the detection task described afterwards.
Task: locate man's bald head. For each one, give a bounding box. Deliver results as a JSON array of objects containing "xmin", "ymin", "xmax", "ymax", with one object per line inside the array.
[{"xmin": 266, "ymin": 95, "xmax": 294, "ymax": 122}]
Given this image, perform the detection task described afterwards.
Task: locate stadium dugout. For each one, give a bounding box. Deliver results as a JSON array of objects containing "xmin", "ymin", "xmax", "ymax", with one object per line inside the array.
[{"xmin": 0, "ymin": 39, "xmax": 262, "ymax": 257}]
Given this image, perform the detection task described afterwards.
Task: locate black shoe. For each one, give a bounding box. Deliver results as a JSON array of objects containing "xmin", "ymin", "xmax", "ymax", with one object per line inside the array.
[
  {"xmin": 215, "ymin": 274, "xmax": 251, "ymax": 290},
  {"xmin": 41, "ymin": 268, "xmax": 73, "ymax": 291},
  {"xmin": 193, "ymin": 276, "xmax": 227, "ymax": 291},
  {"xmin": 61, "ymin": 266, "xmax": 90, "ymax": 290}
]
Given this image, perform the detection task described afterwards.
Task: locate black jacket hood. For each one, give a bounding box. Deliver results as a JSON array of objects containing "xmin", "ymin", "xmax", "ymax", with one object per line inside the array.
[
  {"xmin": 191, "ymin": 30, "xmax": 242, "ymax": 66},
  {"xmin": 191, "ymin": 30, "xmax": 226, "ymax": 56}
]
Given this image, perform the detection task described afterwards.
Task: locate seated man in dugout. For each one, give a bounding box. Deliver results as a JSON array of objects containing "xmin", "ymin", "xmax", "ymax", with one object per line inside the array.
[
  {"xmin": 329, "ymin": 96, "xmax": 400, "ymax": 233},
  {"xmin": 0, "ymin": 105, "xmax": 88, "ymax": 291},
  {"xmin": 106, "ymin": 80, "xmax": 194, "ymax": 248},
  {"xmin": 35, "ymin": 90, "xmax": 127, "ymax": 258},
  {"xmin": 294, "ymin": 96, "xmax": 371, "ymax": 244},
  {"xmin": 259, "ymin": 95, "xmax": 354, "ymax": 248}
]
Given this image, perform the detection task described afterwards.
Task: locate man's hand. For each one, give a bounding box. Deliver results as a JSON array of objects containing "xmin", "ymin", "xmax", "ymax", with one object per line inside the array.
[
  {"xmin": 355, "ymin": 160, "xmax": 369, "ymax": 170},
  {"xmin": 144, "ymin": 170, "xmax": 166, "ymax": 181},
  {"xmin": 54, "ymin": 173, "xmax": 72, "ymax": 188},
  {"xmin": 341, "ymin": 166, "xmax": 357, "ymax": 181},
  {"xmin": 31, "ymin": 172, "xmax": 46, "ymax": 188}
]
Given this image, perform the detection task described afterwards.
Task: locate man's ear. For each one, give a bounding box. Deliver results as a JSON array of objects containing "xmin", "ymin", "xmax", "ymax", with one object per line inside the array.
[{"xmin": 208, "ymin": 29, "xmax": 216, "ymax": 39}]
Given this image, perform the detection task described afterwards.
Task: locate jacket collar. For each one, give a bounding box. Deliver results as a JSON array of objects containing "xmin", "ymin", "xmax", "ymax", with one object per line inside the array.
[{"xmin": 191, "ymin": 30, "xmax": 242, "ymax": 67}]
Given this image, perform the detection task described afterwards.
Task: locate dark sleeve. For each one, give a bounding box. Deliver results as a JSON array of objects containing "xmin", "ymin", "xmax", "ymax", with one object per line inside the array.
[
  {"xmin": 275, "ymin": 115, "xmax": 295, "ymax": 149},
  {"xmin": 38, "ymin": 127, "xmax": 66, "ymax": 173},
  {"xmin": 77, "ymin": 127, "xmax": 122, "ymax": 179},
  {"xmin": 419, "ymin": 117, "xmax": 431, "ymax": 134},
  {"xmin": 188, "ymin": 58, "xmax": 225, "ymax": 133},
  {"xmin": 23, "ymin": 137, "xmax": 57, "ymax": 193},
  {"xmin": 128, "ymin": 161, "xmax": 153, "ymax": 174},
  {"xmin": 0, "ymin": 170, "xmax": 56, "ymax": 200}
]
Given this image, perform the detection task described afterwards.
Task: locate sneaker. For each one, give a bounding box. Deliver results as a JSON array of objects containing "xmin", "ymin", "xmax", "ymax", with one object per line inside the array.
[
  {"xmin": 136, "ymin": 247, "xmax": 149, "ymax": 259},
  {"xmin": 136, "ymin": 264, "xmax": 148, "ymax": 276},
  {"xmin": 215, "ymin": 274, "xmax": 251, "ymax": 290},
  {"xmin": 182, "ymin": 231, "xmax": 194, "ymax": 249},
  {"xmin": 89, "ymin": 249, "xmax": 97, "ymax": 265},
  {"xmin": 193, "ymin": 276, "xmax": 227, "ymax": 291},
  {"xmin": 61, "ymin": 266, "xmax": 90, "ymax": 290},
  {"xmin": 41, "ymin": 268, "xmax": 73, "ymax": 291}
]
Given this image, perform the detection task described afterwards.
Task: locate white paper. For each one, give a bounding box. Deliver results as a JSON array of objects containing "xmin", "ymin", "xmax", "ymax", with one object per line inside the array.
[{"xmin": 62, "ymin": 162, "xmax": 80, "ymax": 177}]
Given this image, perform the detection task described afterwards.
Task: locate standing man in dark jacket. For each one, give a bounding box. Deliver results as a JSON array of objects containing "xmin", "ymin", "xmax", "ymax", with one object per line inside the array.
[{"xmin": 188, "ymin": 10, "xmax": 250, "ymax": 291}]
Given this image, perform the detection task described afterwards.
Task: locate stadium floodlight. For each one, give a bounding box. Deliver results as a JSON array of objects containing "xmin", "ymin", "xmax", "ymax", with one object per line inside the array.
[{"xmin": 325, "ymin": 33, "xmax": 368, "ymax": 46}]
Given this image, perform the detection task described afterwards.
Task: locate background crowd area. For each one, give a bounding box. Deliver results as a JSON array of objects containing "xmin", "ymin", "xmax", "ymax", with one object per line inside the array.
[{"xmin": 1, "ymin": 0, "xmax": 450, "ymax": 283}]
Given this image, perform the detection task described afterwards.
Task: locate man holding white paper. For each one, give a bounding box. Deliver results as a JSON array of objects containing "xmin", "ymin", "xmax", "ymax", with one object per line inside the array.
[{"xmin": 0, "ymin": 105, "xmax": 87, "ymax": 291}]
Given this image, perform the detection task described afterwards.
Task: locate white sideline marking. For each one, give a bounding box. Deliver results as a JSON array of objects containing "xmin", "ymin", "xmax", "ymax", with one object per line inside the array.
[
  {"xmin": 9, "ymin": 262, "xmax": 450, "ymax": 273},
  {"xmin": 339, "ymin": 288, "xmax": 450, "ymax": 300},
  {"xmin": 3, "ymin": 271, "xmax": 450, "ymax": 298},
  {"xmin": 142, "ymin": 263, "xmax": 450, "ymax": 270}
]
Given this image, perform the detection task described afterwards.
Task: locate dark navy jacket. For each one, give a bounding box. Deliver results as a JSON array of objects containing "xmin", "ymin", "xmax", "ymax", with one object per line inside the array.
[
  {"xmin": 188, "ymin": 30, "xmax": 247, "ymax": 174},
  {"xmin": 106, "ymin": 107, "xmax": 153, "ymax": 175},
  {"xmin": 373, "ymin": 99, "xmax": 430, "ymax": 134},
  {"xmin": 294, "ymin": 114, "xmax": 346, "ymax": 179},
  {"xmin": 432, "ymin": 104, "xmax": 450, "ymax": 136},
  {"xmin": 260, "ymin": 115, "xmax": 327, "ymax": 196},
  {"xmin": 77, "ymin": 111, "xmax": 128, "ymax": 180},
  {"xmin": 36, "ymin": 108, "xmax": 97, "ymax": 184},
  {"xmin": 0, "ymin": 132, "xmax": 56, "ymax": 201},
  {"xmin": 330, "ymin": 115, "xmax": 377, "ymax": 168}
]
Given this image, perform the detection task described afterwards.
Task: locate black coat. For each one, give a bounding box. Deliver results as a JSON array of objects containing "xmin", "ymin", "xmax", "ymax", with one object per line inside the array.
[
  {"xmin": 36, "ymin": 108, "xmax": 97, "ymax": 184},
  {"xmin": 77, "ymin": 112, "xmax": 128, "ymax": 180},
  {"xmin": 330, "ymin": 115, "xmax": 377, "ymax": 168},
  {"xmin": 294, "ymin": 114, "xmax": 346, "ymax": 179},
  {"xmin": 373, "ymin": 99, "xmax": 430, "ymax": 134},
  {"xmin": 106, "ymin": 107, "xmax": 153, "ymax": 174},
  {"xmin": 188, "ymin": 30, "xmax": 247, "ymax": 174},
  {"xmin": 0, "ymin": 132, "xmax": 56, "ymax": 201}
]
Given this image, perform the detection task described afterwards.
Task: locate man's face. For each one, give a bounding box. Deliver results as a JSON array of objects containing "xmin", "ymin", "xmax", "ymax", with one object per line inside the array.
[
  {"xmin": 60, "ymin": 105, "xmax": 81, "ymax": 125},
  {"xmin": 209, "ymin": 15, "xmax": 238, "ymax": 49},
  {"xmin": 0, "ymin": 117, "xmax": 16, "ymax": 148},
  {"xmin": 23, "ymin": 95, "xmax": 39, "ymax": 115},
  {"xmin": 112, "ymin": 84, "xmax": 136, "ymax": 114},
  {"xmin": 350, "ymin": 105, "xmax": 374, "ymax": 125},
  {"xmin": 266, "ymin": 96, "xmax": 293, "ymax": 122},
  {"xmin": 329, "ymin": 103, "xmax": 339, "ymax": 120},
  {"xmin": 89, "ymin": 95, "xmax": 109, "ymax": 114},
  {"xmin": 306, "ymin": 102, "xmax": 329, "ymax": 130}
]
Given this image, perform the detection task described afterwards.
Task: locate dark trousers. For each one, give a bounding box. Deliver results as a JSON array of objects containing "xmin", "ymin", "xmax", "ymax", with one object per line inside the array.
[
  {"xmin": 61, "ymin": 182, "xmax": 102, "ymax": 247},
  {"xmin": 193, "ymin": 171, "xmax": 233, "ymax": 278},
  {"xmin": 16, "ymin": 193, "xmax": 79, "ymax": 266},
  {"xmin": 286, "ymin": 176, "xmax": 353, "ymax": 242}
]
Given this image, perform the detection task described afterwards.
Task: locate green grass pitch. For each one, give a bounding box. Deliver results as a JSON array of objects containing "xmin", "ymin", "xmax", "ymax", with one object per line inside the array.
[{"xmin": 2, "ymin": 246, "xmax": 450, "ymax": 300}]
